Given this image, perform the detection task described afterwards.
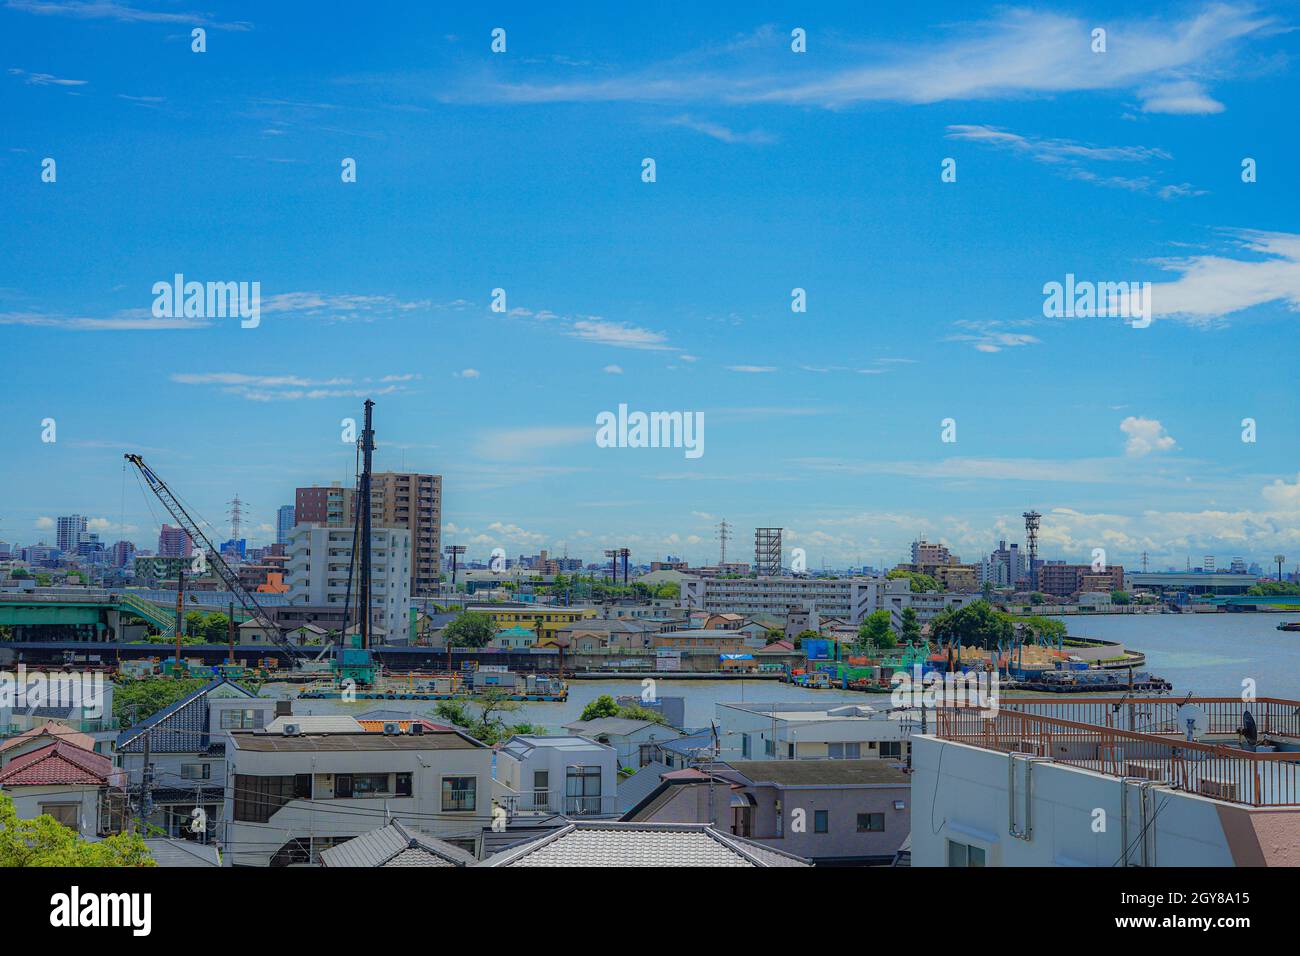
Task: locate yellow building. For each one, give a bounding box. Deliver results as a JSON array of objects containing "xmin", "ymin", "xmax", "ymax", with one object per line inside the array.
[{"xmin": 468, "ymin": 605, "xmax": 598, "ymax": 644}]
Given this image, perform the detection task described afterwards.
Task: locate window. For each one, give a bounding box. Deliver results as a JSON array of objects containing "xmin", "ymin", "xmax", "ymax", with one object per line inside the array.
[
  {"xmin": 395, "ymin": 773, "xmax": 412, "ymax": 797},
  {"xmin": 742, "ymin": 734, "xmax": 752, "ymax": 758},
  {"xmin": 351, "ymin": 773, "xmax": 390, "ymax": 796},
  {"xmin": 41, "ymin": 803, "xmax": 79, "ymax": 829},
  {"xmin": 814, "ymin": 810, "xmax": 829, "ymax": 834},
  {"xmin": 565, "ymin": 766, "xmax": 602, "ymax": 815},
  {"xmin": 829, "ymin": 742, "xmax": 862, "ymax": 759},
  {"xmin": 181, "ymin": 763, "xmax": 211, "ymax": 780},
  {"xmin": 442, "ymin": 776, "xmax": 476, "ymax": 812},
  {"xmin": 233, "ymin": 775, "xmax": 307, "ymax": 823},
  {"xmin": 880, "ymin": 741, "xmax": 902, "ymax": 758},
  {"xmin": 857, "ymin": 813, "xmax": 885, "ymax": 832},
  {"xmin": 947, "ymin": 840, "xmax": 986, "ymax": 867},
  {"xmin": 220, "ymin": 709, "xmax": 264, "ymax": 730},
  {"xmin": 532, "ymin": 770, "xmax": 549, "ymax": 808},
  {"xmin": 638, "ymin": 743, "xmax": 658, "ymax": 767}
]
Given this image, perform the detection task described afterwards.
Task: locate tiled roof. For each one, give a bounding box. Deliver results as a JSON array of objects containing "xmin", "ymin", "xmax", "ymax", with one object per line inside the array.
[
  {"xmin": 562, "ymin": 717, "xmax": 679, "ymax": 738},
  {"xmin": 0, "ymin": 740, "xmax": 112, "ymax": 786},
  {"xmin": 143, "ymin": 839, "xmax": 221, "ymax": 867},
  {"xmin": 116, "ymin": 678, "xmax": 257, "ymax": 752},
  {"xmin": 319, "ymin": 821, "xmax": 477, "ymax": 867},
  {"xmin": 478, "ymin": 821, "xmax": 810, "ymax": 867},
  {"xmin": 722, "ymin": 759, "xmax": 911, "ymax": 787},
  {"xmin": 615, "ymin": 761, "xmax": 670, "ymax": 814},
  {"xmin": 0, "ymin": 720, "xmax": 95, "ymax": 755}
]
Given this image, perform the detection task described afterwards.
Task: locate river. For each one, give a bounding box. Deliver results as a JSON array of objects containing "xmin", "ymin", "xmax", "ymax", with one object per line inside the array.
[{"xmin": 265, "ymin": 613, "xmax": 1300, "ymax": 731}]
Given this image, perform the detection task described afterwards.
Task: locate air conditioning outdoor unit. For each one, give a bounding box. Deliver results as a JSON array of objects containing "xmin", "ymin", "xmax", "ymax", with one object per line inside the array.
[
  {"xmin": 383, "ymin": 722, "xmax": 402, "ymax": 735},
  {"xmin": 282, "ymin": 723, "xmax": 300, "ymax": 736},
  {"xmin": 1197, "ymin": 778, "xmax": 1238, "ymax": 801}
]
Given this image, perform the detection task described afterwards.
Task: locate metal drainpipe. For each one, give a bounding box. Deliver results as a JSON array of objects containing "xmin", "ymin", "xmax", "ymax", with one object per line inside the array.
[
  {"xmin": 1009, "ymin": 753, "xmax": 1051, "ymax": 841},
  {"xmin": 1117, "ymin": 777, "xmax": 1145, "ymax": 867}
]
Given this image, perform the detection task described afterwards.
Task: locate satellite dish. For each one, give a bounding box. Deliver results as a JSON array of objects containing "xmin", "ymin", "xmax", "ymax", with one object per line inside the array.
[{"xmin": 1177, "ymin": 703, "xmax": 1208, "ymax": 741}]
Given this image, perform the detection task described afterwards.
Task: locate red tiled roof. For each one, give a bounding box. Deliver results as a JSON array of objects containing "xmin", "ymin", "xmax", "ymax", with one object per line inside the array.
[
  {"xmin": 0, "ymin": 720, "xmax": 95, "ymax": 755},
  {"xmin": 0, "ymin": 741, "xmax": 111, "ymax": 787}
]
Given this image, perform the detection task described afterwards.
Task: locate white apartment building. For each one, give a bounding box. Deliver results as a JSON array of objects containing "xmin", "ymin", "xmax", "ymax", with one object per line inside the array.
[
  {"xmin": 682, "ymin": 574, "xmax": 977, "ymax": 631},
  {"xmin": 494, "ymin": 734, "xmax": 619, "ymax": 818},
  {"xmin": 715, "ymin": 701, "xmax": 917, "ymax": 763},
  {"xmin": 223, "ymin": 726, "xmax": 493, "ymax": 866},
  {"xmin": 285, "ymin": 524, "xmax": 411, "ymax": 640}
]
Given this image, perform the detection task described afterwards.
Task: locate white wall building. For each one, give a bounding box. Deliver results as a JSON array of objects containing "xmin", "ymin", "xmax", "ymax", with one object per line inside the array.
[
  {"xmin": 715, "ymin": 701, "xmax": 916, "ymax": 763},
  {"xmin": 495, "ymin": 734, "xmax": 619, "ymax": 818},
  {"xmin": 223, "ymin": 727, "xmax": 493, "ymax": 866},
  {"xmin": 285, "ymin": 524, "xmax": 411, "ymax": 641}
]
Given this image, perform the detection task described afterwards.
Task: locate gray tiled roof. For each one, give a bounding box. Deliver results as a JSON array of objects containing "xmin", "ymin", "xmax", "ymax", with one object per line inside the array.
[
  {"xmin": 478, "ymin": 821, "xmax": 810, "ymax": 867},
  {"xmin": 615, "ymin": 761, "xmax": 670, "ymax": 814},
  {"xmin": 562, "ymin": 717, "xmax": 677, "ymax": 738},
  {"xmin": 319, "ymin": 821, "xmax": 477, "ymax": 867},
  {"xmin": 143, "ymin": 838, "xmax": 221, "ymax": 867}
]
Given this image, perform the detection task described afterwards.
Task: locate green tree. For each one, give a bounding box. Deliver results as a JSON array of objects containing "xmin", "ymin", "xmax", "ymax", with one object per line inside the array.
[
  {"xmin": 0, "ymin": 794, "xmax": 154, "ymax": 866},
  {"xmin": 580, "ymin": 694, "xmax": 621, "ymax": 721},
  {"xmin": 113, "ymin": 677, "xmax": 208, "ymax": 724},
  {"xmin": 1110, "ymin": 590, "xmax": 1132, "ymax": 605},
  {"xmin": 887, "ymin": 569, "xmax": 940, "ymax": 593},
  {"xmin": 1029, "ymin": 592, "xmax": 1045, "ymax": 605},
  {"xmin": 899, "ymin": 607, "xmax": 922, "ymax": 644},
  {"xmin": 442, "ymin": 611, "xmax": 496, "ymax": 648},
  {"xmin": 928, "ymin": 600, "xmax": 1013, "ymax": 650},
  {"xmin": 856, "ymin": 610, "xmax": 893, "ymax": 649}
]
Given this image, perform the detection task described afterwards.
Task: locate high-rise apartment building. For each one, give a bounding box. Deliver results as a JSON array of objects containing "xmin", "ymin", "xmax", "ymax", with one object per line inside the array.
[
  {"xmin": 158, "ymin": 523, "xmax": 193, "ymax": 558},
  {"xmin": 295, "ymin": 473, "xmax": 441, "ymax": 597},
  {"xmin": 285, "ymin": 525, "xmax": 411, "ymax": 641},
  {"xmin": 276, "ymin": 504, "xmax": 296, "ymax": 545},
  {"xmin": 56, "ymin": 514, "xmax": 88, "ymax": 554}
]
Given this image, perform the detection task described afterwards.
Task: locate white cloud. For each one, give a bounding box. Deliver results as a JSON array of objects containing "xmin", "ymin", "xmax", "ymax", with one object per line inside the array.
[
  {"xmin": 34, "ymin": 516, "xmax": 54, "ymax": 530},
  {"xmin": 666, "ymin": 115, "xmax": 776, "ymax": 144},
  {"xmin": 1151, "ymin": 230, "xmax": 1300, "ymax": 324},
  {"xmin": 602, "ymin": 364, "xmax": 623, "ymax": 374},
  {"xmin": 458, "ymin": 5, "xmax": 1274, "ymax": 115},
  {"xmin": 455, "ymin": 368, "xmax": 480, "ymax": 379},
  {"xmin": 567, "ymin": 318, "xmax": 674, "ymax": 351},
  {"xmin": 726, "ymin": 365, "xmax": 776, "ymax": 373},
  {"xmin": 473, "ymin": 425, "xmax": 591, "ymax": 461},
  {"xmin": 1120, "ymin": 416, "xmax": 1176, "ymax": 457}
]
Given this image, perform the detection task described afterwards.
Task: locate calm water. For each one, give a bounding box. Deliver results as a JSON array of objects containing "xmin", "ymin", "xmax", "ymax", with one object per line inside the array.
[{"xmin": 267, "ymin": 614, "xmax": 1300, "ymax": 730}]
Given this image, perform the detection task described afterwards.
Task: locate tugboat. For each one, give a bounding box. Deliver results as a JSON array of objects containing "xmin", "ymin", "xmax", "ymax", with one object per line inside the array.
[{"xmin": 1277, "ymin": 622, "xmax": 1300, "ymax": 632}]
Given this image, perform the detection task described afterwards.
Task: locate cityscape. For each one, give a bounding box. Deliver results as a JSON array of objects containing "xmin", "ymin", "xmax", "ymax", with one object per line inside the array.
[{"xmin": 0, "ymin": 0, "xmax": 1296, "ymax": 927}]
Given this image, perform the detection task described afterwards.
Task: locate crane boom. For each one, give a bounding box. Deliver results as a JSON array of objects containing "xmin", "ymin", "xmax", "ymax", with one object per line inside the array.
[{"xmin": 124, "ymin": 453, "xmax": 307, "ymax": 664}]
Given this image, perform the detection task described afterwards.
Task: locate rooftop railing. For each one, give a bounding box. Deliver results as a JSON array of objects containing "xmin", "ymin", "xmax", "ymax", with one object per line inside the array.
[
  {"xmin": 997, "ymin": 696, "xmax": 1300, "ymax": 740},
  {"xmin": 934, "ymin": 703, "xmax": 1300, "ymax": 808}
]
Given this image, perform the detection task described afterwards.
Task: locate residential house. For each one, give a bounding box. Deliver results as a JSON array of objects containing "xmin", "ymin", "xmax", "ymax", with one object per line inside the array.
[
  {"xmin": 495, "ymin": 734, "xmax": 618, "ymax": 817},
  {"xmin": 560, "ymin": 717, "xmax": 684, "ymax": 771},
  {"xmin": 223, "ymin": 726, "xmax": 492, "ymax": 866},
  {"xmin": 718, "ymin": 759, "xmax": 911, "ymax": 865},
  {"xmin": 490, "ymin": 625, "xmax": 537, "ymax": 651},
  {"xmin": 0, "ymin": 740, "xmax": 124, "ymax": 838},
  {"xmin": 615, "ymin": 760, "xmax": 671, "ymax": 816},
  {"xmin": 715, "ymin": 701, "xmax": 915, "ymax": 762},
  {"xmin": 116, "ymin": 678, "xmax": 274, "ymax": 840}
]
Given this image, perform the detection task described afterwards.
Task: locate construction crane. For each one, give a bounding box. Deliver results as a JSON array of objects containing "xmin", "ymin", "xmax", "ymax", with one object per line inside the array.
[{"xmin": 124, "ymin": 453, "xmax": 310, "ymax": 669}]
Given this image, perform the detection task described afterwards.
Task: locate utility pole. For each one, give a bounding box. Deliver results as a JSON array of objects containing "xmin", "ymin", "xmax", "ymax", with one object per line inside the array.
[
  {"xmin": 174, "ymin": 566, "xmax": 185, "ymax": 673},
  {"xmin": 138, "ymin": 725, "xmax": 153, "ymax": 836},
  {"xmin": 227, "ymin": 600, "xmax": 235, "ymax": 666},
  {"xmin": 444, "ymin": 545, "xmax": 466, "ymax": 591}
]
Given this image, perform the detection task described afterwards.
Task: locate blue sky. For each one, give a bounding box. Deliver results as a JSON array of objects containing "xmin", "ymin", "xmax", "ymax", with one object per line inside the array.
[{"xmin": 1, "ymin": 0, "xmax": 1298, "ymax": 570}]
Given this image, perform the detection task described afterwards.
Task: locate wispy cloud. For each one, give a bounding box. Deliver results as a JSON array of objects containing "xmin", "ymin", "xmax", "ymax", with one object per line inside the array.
[
  {"xmin": 947, "ymin": 320, "xmax": 1041, "ymax": 353},
  {"xmin": 6, "ymin": 0, "xmax": 253, "ymax": 31},
  {"xmin": 946, "ymin": 124, "xmax": 1204, "ymax": 199},
  {"xmin": 473, "ymin": 425, "xmax": 591, "ymax": 461},
  {"xmin": 445, "ymin": 5, "xmax": 1276, "ymax": 115},
  {"xmin": 665, "ymin": 114, "xmax": 775, "ymax": 144},
  {"xmin": 7, "ymin": 67, "xmax": 85, "ymax": 86},
  {"xmin": 1151, "ymin": 229, "xmax": 1300, "ymax": 324},
  {"xmin": 169, "ymin": 371, "xmax": 420, "ymax": 401}
]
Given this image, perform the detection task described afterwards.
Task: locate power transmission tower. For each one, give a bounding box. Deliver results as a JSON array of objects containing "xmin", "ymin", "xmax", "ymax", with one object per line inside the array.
[
  {"xmin": 1022, "ymin": 511, "xmax": 1041, "ymax": 589},
  {"xmin": 717, "ymin": 519, "xmax": 731, "ymax": 566}
]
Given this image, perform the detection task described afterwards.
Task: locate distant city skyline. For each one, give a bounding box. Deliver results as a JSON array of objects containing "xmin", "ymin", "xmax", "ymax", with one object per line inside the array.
[{"xmin": 2, "ymin": 2, "xmax": 1298, "ymax": 570}]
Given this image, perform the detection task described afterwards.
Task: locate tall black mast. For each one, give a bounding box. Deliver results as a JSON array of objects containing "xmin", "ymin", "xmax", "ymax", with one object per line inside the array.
[{"xmin": 359, "ymin": 400, "xmax": 375, "ymax": 650}]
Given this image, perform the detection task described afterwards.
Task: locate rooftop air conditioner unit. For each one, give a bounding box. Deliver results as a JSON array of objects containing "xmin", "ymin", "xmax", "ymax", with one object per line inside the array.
[
  {"xmin": 282, "ymin": 723, "xmax": 300, "ymax": 736},
  {"xmin": 383, "ymin": 722, "xmax": 402, "ymax": 735},
  {"xmin": 1197, "ymin": 778, "xmax": 1238, "ymax": 802}
]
